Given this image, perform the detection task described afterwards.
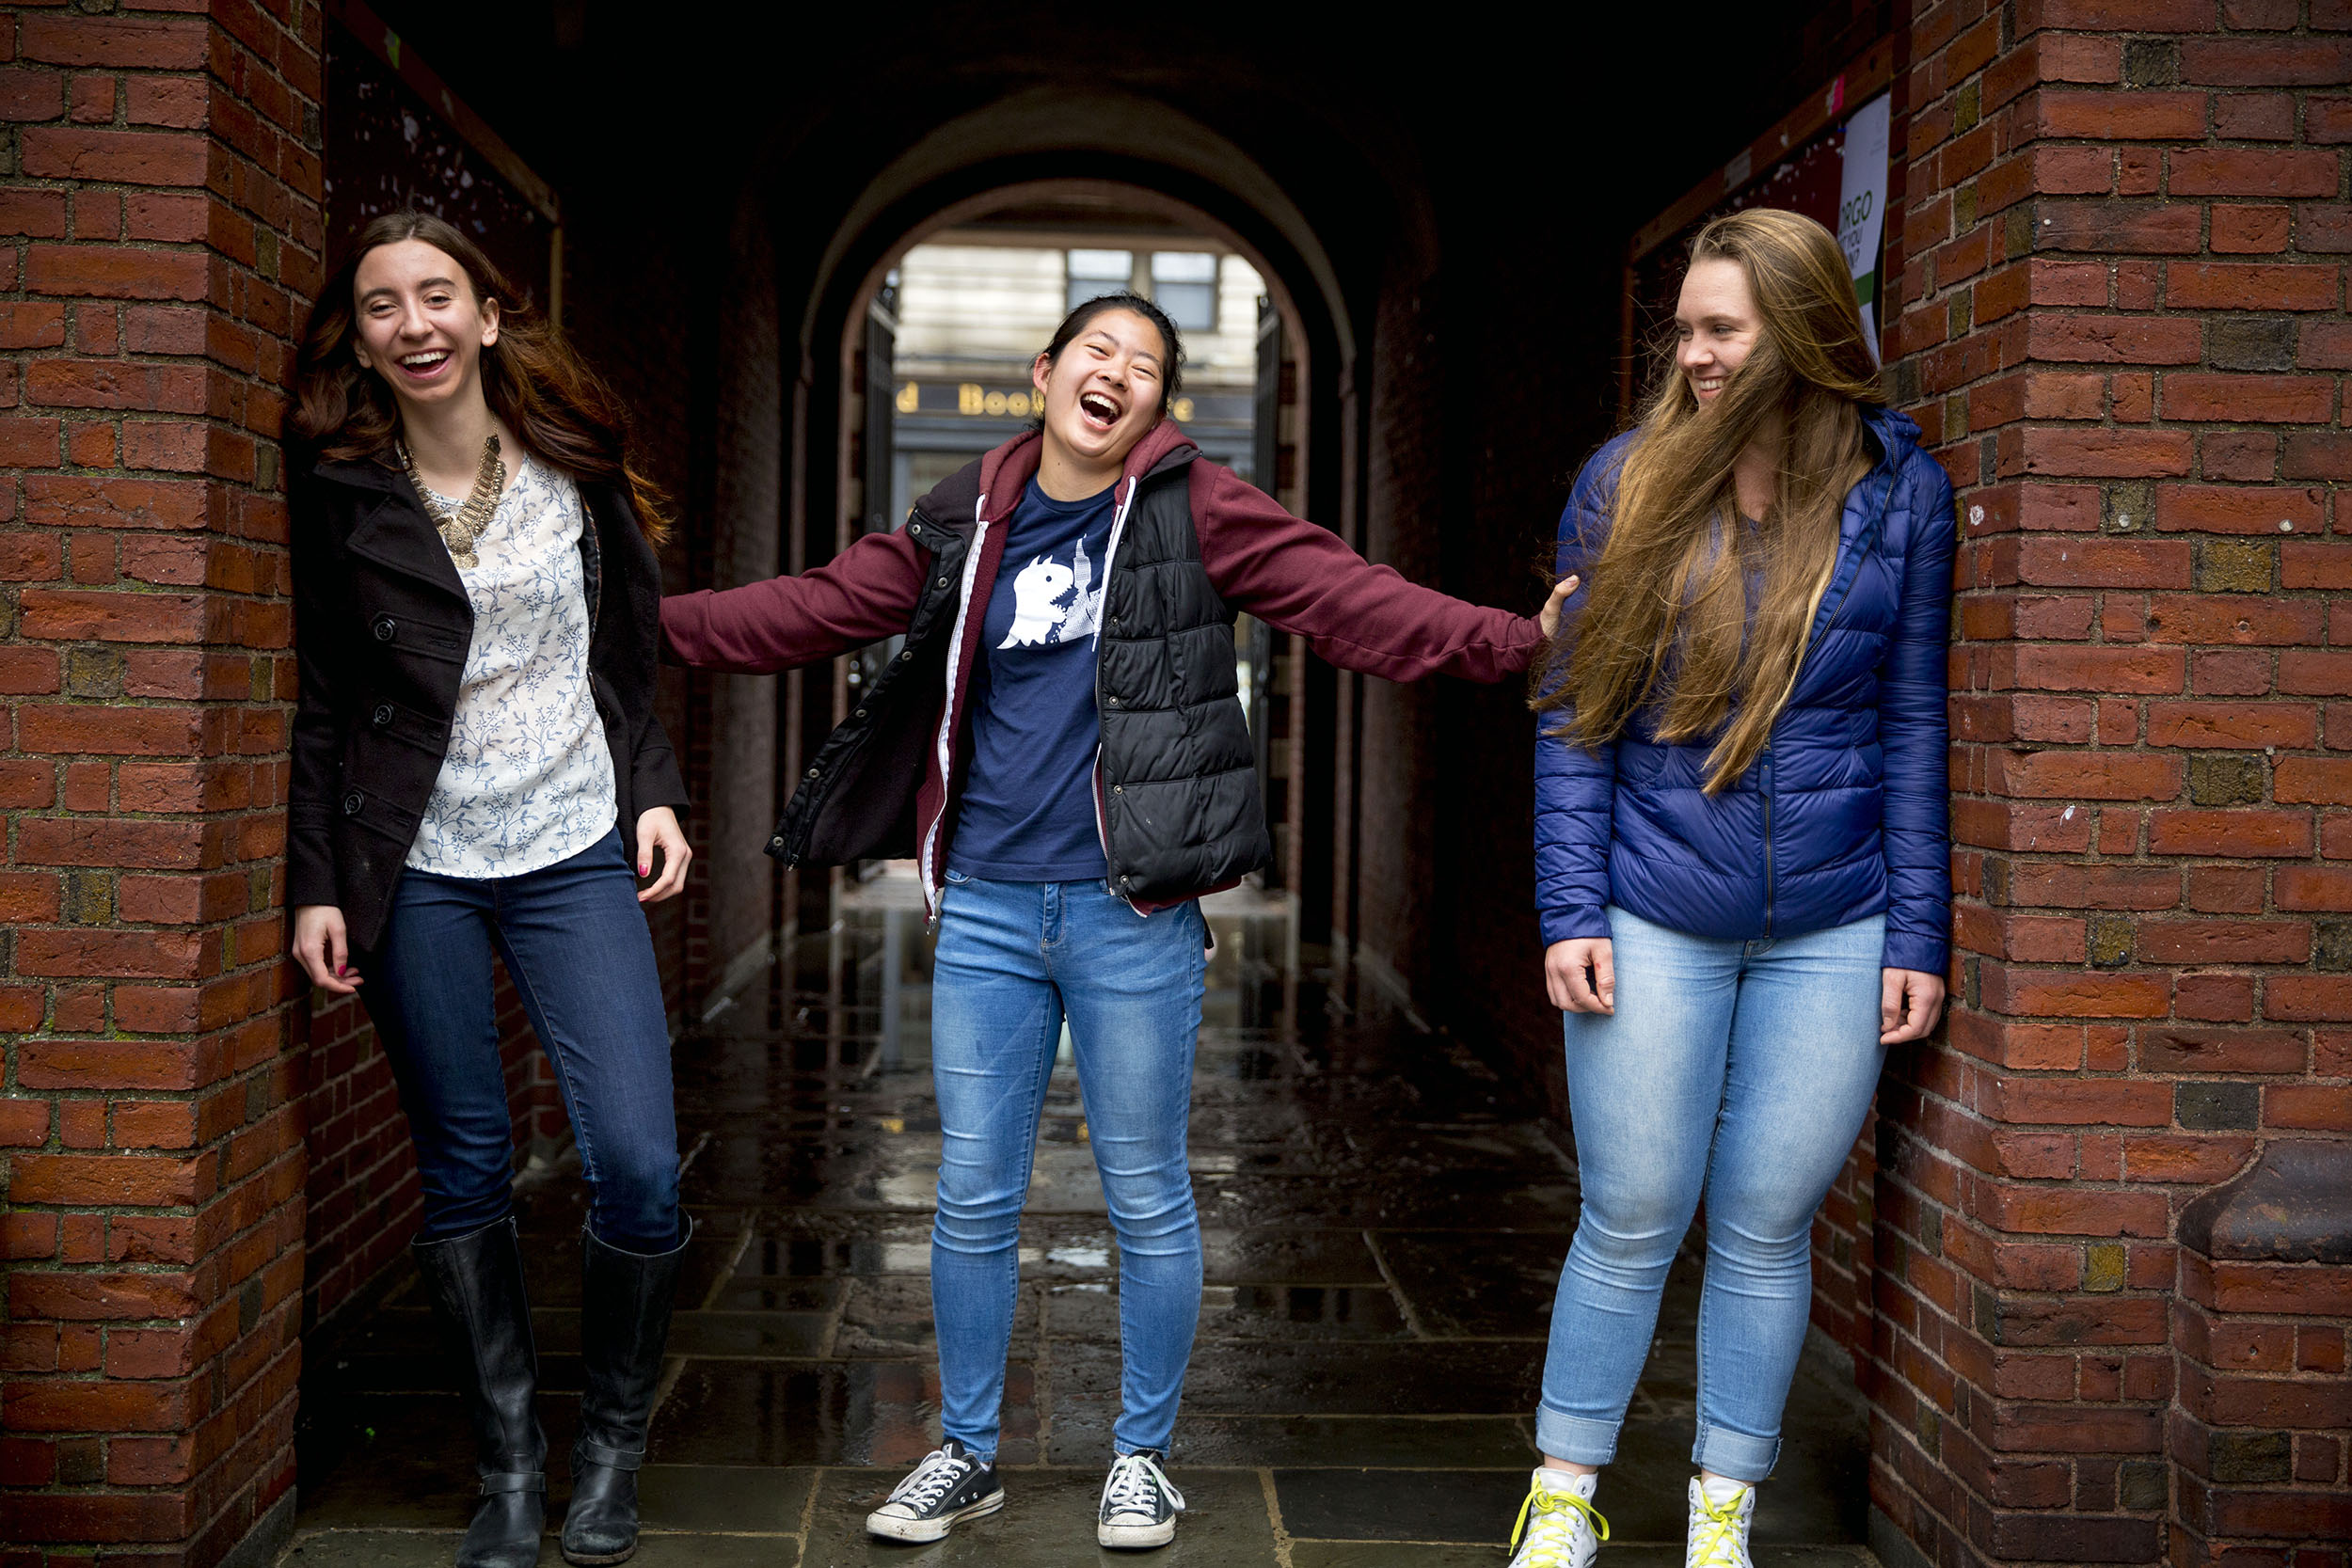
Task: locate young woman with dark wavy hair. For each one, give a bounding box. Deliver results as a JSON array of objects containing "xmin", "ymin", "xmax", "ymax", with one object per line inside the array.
[
  {"xmin": 288, "ymin": 211, "xmax": 691, "ymax": 1568},
  {"xmin": 1506, "ymin": 208, "xmax": 1954, "ymax": 1568}
]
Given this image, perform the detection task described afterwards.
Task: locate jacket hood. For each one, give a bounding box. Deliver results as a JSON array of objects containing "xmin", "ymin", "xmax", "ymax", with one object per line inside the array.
[
  {"xmin": 915, "ymin": 420, "xmax": 1201, "ymax": 535},
  {"xmin": 1859, "ymin": 404, "xmax": 1923, "ymax": 472}
]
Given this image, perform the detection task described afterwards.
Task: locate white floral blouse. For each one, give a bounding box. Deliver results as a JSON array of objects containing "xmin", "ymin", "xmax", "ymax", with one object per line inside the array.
[{"xmin": 405, "ymin": 448, "xmax": 618, "ymax": 879}]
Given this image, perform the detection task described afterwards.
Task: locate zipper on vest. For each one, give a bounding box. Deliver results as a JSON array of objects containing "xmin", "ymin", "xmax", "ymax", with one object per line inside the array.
[
  {"xmin": 920, "ymin": 497, "xmax": 989, "ymax": 927},
  {"xmin": 1090, "ymin": 477, "xmax": 1150, "ymax": 915},
  {"xmin": 1761, "ymin": 744, "xmax": 1775, "ymax": 938}
]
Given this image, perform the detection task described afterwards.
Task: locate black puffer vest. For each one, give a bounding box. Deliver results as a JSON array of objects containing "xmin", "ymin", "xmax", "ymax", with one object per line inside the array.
[
  {"xmin": 767, "ymin": 442, "xmax": 1271, "ymax": 911},
  {"xmin": 1096, "ymin": 451, "xmax": 1271, "ymax": 904}
]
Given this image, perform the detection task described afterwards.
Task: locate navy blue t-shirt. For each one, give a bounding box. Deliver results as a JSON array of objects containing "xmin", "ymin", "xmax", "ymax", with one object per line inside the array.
[{"xmin": 950, "ymin": 478, "xmax": 1118, "ymax": 881}]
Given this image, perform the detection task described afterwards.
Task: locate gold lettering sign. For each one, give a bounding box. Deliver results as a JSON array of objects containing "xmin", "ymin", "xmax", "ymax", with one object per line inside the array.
[
  {"xmin": 946, "ymin": 384, "xmax": 1038, "ymax": 419},
  {"xmin": 896, "ymin": 381, "xmax": 919, "ymax": 414}
]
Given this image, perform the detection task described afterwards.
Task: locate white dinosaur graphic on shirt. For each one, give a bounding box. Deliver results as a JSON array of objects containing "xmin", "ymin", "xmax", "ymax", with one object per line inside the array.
[{"xmin": 999, "ymin": 535, "xmax": 1099, "ymax": 648}]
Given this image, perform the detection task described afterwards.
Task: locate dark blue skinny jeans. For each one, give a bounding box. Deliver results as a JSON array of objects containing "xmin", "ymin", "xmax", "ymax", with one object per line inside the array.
[{"xmin": 356, "ymin": 829, "xmax": 682, "ymax": 1253}]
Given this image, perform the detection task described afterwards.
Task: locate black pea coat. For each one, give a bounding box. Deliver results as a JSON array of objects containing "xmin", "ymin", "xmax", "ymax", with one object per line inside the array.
[{"xmin": 287, "ymin": 451, "xmax": 690, "ymax": 953}]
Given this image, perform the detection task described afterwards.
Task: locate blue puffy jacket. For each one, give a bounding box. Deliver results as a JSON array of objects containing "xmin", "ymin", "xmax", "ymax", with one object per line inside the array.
[{"xmin": 1534, "ymin": 404, "xmax": 1957, "ymax": 975}]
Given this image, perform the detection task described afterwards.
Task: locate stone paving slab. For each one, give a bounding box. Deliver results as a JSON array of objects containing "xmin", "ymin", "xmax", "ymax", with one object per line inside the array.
[
  {"xmin": 280, "ymin": 1532, "xmax": 797, "ymax": 1566},
  {"xmin": 1045, "ymin": 1413, "xmax": 1537, "ymax": 1467}
]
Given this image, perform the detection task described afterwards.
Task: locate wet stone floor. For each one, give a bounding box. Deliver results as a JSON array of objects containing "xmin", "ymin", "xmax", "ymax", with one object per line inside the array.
[{"xmin": 285, "ymin": 875, "xmax": 1877, "ymax": 1566}]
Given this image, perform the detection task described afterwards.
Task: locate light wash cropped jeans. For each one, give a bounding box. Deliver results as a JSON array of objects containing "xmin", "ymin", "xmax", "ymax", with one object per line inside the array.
[
  {"xmin": 1537, "ymin": 905, "xmax": 1888, "ymax": 1483},
  {"xmin": 928, "ymin": 872, "xmax": 1209, "ymax": 1464}
]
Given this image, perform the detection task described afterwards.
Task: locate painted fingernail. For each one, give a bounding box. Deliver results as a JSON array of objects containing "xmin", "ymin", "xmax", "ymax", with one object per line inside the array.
[{"xmin": 639, "ymin": 863, "xmax": 650, "ymax": 876}]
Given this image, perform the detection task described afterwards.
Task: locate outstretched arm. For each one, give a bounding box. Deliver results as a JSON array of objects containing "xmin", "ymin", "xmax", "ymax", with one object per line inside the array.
[
  {"xmin": 1190, "ymin": 463, "xmax": 1548, "ymax": 683},
  {"xmin": 660, "ymin": 526, "xmax": 930, "ymax": 673}
]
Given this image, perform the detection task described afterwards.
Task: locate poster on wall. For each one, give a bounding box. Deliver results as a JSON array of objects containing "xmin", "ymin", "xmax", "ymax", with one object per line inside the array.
[{"xmin": 1836, "ymin": 92, "xmax": 1891, "ymax": 356}]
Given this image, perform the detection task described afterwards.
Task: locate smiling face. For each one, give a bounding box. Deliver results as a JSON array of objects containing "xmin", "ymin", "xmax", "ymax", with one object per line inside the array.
[
  {"xmin": 350, "ymin": 238, "xmax": 499, "ymax": 417},
  {"xmin": 1675, "ymin": 255, "xmax": 1763, "ymax": 408},
  {"xmin": 1031, "ymin": 308, "xmax": 1168, "ymax": 476}
]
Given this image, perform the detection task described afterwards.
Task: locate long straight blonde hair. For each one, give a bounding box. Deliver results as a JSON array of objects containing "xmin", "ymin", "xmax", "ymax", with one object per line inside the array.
[{"xmin": 1535, "ymin": 208, "xmax": 1883, "ymax": 793}]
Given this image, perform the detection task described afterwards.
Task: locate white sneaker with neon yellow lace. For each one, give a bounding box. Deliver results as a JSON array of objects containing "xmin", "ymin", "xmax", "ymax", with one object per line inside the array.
[
  {"xmin": 1685, "ymin": 1475, "xmax": 1756, "ymax": 1568},
  {"xmin": 1508, "ymin": 1466, "xmax": 1607, "ymax": 1568}
]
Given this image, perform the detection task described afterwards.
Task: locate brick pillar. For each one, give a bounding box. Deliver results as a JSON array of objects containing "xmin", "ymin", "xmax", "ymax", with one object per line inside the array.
[
  {"xmin": 1879, "ymin": 2, "xmax": 2349, "ymax": 1565},
  {"xmin": 0, "ymin": 6, "xmax": 322, "ymax": 1565},
  {"xmin": 2169, "ymin": 1142, "xmax": 2351, "ymax": 1560}
]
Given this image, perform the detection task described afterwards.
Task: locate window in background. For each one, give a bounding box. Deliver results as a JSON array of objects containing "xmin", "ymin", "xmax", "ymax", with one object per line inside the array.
[
  {"xmin": 1067, "ymin": 248, "xmax": 1134, "ymax": 312},
  {"xmin": 1151, "ymin": 251, "xmax": 1218, "ymax": 333}
]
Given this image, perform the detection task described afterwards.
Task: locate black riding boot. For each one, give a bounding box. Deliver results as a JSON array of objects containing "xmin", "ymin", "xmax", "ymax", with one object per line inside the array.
[
  {"xmin": 561, "ymin": 1219, "xmax": 691, "ymax": 1565},
  {"xmin": 413, "ymin": 1215, "xmax": 548, "ymax": 1568}
]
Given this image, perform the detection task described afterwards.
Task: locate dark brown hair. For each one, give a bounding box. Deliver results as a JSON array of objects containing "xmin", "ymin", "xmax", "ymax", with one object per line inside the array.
[
  {"xmin": 1038, "ymin": 291, "xmax": 1184, "ymax": 416},
  {"xmin": 291, "ymin": 211, "xmax": 669, "ymax": 543},
  {"xmin": 1533, "ymin": 208, "xmax": 1880, "ymax": 792}
]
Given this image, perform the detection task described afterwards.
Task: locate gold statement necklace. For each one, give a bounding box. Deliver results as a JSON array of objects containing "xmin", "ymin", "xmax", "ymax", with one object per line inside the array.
[{"xmin": 400, "ymin": 432, "xmax": 506, "ymax": 569}]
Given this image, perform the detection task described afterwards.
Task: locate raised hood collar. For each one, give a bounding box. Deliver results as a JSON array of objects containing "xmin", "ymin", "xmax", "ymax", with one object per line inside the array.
[
  {"xmin": 921, "ymin": 420, "xmax": 1201, "ymax": 534},
  {"xmin": 1860, "ymin": 404, "xmax": 1922, "ymax": 473}
]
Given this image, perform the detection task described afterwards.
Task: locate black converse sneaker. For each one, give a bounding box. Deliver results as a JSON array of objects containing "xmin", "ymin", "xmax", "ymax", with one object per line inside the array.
[
  {"xmin": 865, "ymin": 1440, "xmax": 1005, "ymax": 1543},
  {"xmin": 1098, "ymin": 1449, "xmax": 1185, "ymax": 1549}
]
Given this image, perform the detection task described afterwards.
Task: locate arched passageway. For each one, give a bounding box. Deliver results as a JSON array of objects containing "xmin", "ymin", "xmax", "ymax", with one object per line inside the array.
[
  {"xmin": 275, "ymin": 11, "xmax": 1892, "ymax": 1559},
  {"xmin": 6, "ymin": 3, "xmax": 2346, "ymax": 1565}
]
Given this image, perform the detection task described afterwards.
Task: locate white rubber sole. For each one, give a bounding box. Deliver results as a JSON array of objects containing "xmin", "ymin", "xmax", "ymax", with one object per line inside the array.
[
  {"xmin": 1098, "ymin": 1516, "xmax": 1177, "ymax": 1549},
  {"xmin": 866, "ymin": 1488, "xmax": 1005, "ymax": 1543}
]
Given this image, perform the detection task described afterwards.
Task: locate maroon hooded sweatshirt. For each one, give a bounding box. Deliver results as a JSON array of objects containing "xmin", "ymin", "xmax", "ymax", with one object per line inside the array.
[{"xmin": 660, "ymin": 422, "xmax": 1545, "ymax": 915}]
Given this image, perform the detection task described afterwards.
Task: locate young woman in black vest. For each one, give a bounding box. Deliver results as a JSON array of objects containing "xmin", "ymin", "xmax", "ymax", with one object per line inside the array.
[
  {"xmin": 662, "ymin": 292, "xmax": 1576, "ymax": 1549},
  {"xmin": 288, "ymin": 212, "xmax": 692, "ymax": 1568}
]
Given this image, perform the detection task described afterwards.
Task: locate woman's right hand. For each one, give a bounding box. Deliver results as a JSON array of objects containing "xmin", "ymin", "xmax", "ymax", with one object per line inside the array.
[
  {"xmin": 1539, "ymin": 574, "xmax": 1581, "ymax": 640},
  {"xmin": 292, "ymin": 904, "xmax": 361, "ymax": 995},
  {"xmin": 1544, "ymin": 938, "xmax": 1614, "ymax": 1014}
]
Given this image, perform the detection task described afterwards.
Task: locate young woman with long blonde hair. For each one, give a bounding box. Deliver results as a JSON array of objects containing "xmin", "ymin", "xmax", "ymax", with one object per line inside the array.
[{"xmin": 1507, "ymin": 208, "xmax": 1954, "ymax": 1568}]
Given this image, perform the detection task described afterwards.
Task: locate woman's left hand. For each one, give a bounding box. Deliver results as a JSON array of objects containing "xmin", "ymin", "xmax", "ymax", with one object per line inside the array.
[
  {"xmin": 635, "ymin": 806, "xmax": 691, "ymax": 904},
  {"xmin": 1881, "ymin": 967, "xmax": 1947, "ymax": 1044},
  {"xmin": 1539, "ymin": 575, "xmax": 1581, "ymax": 640}
]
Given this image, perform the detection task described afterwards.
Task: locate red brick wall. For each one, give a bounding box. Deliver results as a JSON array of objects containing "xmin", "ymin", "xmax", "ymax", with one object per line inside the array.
[
  {"xmin": 0, "ymin": 5, "xmax": 324, "ymax": 1563},
  {"xmin": 1881, "ymin": 1, "xmax": 2350, "ymax": 1563}
]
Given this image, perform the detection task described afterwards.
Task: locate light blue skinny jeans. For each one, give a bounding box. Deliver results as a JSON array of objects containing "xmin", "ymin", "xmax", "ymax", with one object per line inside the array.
[
  {"xmin": 929, "ymin": 872, "xmax": 1209, "ymax": 1463},
  {"xmin": 1538, "ymin": 904, "xmax": 1887, "ymax": 1483}
]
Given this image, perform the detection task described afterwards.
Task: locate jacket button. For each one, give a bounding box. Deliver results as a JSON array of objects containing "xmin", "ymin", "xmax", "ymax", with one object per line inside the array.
[
  {"xmin": 853, "ymin": 707, "xmax": 867, "ymax": 719},
  {"xmin": 1112, "ymin": 784, "xmax": 1122, "ymax": 795},
  {"xmin": 372, "ymin": 617, "xmax": 395, "ymax": 642},
  {"xmin": 1105, "ymin": 695, "xmax": 1120, "ymax": 706},
  {"xmin": 900, "ymin": 650, "xmax": 914, "ymax": 662},
  {"xmin": 342, "ymin": 790, "xmax": 364, "ymax": 816},
  {"xmin": 936, "ymin": 577, "xmax": 949, "ymax": 588},
  {"xmin": 372, "ymin": 704, "xmax": 394, "ymax": 728},
  {"xmin": 770, "ymin": 836, "xmax": 786, "ymax": 852},
  {"xmin": 805, "ymin": 767, "xmax": 820, "ymax": 780}
]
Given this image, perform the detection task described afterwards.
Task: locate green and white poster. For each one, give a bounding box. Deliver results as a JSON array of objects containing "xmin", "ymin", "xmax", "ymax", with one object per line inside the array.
[{"xmin": 1836, "ymin": 91, "xmax": 1891, "ymax": 357}]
